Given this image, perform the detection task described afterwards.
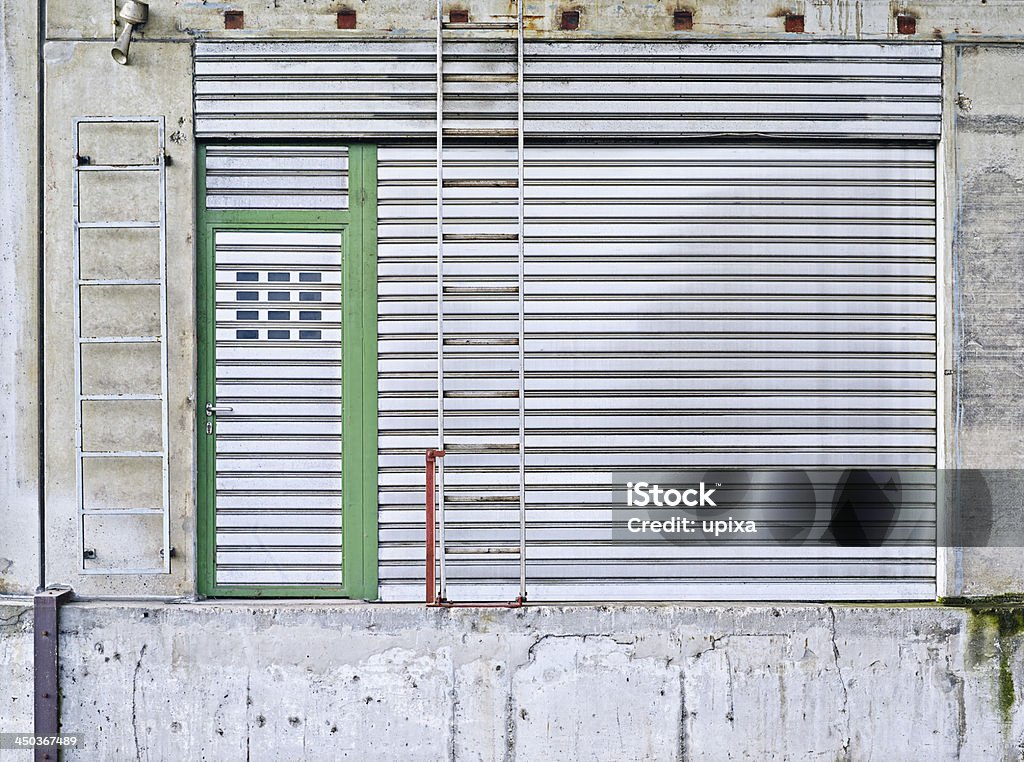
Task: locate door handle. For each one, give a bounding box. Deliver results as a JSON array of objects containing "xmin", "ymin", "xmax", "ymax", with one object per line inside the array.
[{"xmin": 205, "ymin": 402, "xmax": 234, "ymax": 416}]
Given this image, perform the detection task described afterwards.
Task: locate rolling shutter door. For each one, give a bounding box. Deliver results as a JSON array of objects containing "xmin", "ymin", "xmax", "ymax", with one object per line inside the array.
[
  {"xmin": 377, "ymin": 143, "xmax": 937, "ymax": 602},
  {"xmin": 194, "ymin": 39, "xmax": 941, "ymax": 601},
  {"xmin": 193, "ymin": 41, "xmax": 941, "ymax": 141}
]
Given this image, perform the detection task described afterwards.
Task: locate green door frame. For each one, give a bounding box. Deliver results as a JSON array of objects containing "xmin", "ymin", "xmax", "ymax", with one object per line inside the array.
[{"xmin": 195, "ymin": 144, "xmax": 378, "ymax": 599}]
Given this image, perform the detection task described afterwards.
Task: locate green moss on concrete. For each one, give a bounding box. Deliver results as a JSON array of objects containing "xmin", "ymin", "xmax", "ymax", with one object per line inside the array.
[
  {"xmin": 998, "ymin": 651, "xmax": 1016, "ymax": 721},
  {"xmin": 960, "ymin": 604, "xmax": 1024, "ymax": 726},
  {"xmin": 939, "ymin": 594, "xmax": 1024, "ymax": 607},
  {"xmin": 964, "ymin": 608, "xmax": 996, "ymax": 659}
]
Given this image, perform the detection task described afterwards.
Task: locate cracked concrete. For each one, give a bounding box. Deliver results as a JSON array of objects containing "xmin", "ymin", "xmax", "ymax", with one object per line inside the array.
[
  {"xmin": 131, "ymin": 642, "xmax": 148, "ymax": 762},
  {"xmin": 828, "ymin": 607, "xmax": 852, "ymax": 758},
  {"xmin": 0, "ymin": 605, "xmax": 31, "ymax": 629},
  {"xmin": 0, "ymin": 598, "xmax": 32, "ymax": 740},
  {"xmin": 1, "ymin": 600, "xmax": 1022, "ymax": 760}
]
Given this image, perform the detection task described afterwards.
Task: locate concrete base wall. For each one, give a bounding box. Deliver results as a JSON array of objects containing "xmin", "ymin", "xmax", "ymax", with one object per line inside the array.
[{"xmin": 1, "ymin": 600, "xmax": 1022, "ymax": 761}]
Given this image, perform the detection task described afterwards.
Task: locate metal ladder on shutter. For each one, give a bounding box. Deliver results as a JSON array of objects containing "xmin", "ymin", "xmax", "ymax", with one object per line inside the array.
[
  {"xmin": 429, "ymin": 0, "xmax": 526, "ymax": 606},
  {"xmin": 72, "ymin": 116, "xmax": 171, "ymax": 574}
]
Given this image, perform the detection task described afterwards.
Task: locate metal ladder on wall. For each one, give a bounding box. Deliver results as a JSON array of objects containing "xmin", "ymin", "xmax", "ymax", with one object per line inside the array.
[
  {"xmin": 71, "ymin": 116, "xmax": 171, "ymax": 574},
  {"xmin": 428, "ymin": 0, "xmax": 526, "ymax": 605}
]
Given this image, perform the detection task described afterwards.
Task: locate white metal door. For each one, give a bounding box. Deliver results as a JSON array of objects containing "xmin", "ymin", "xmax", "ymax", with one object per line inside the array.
[{"xmin": 211, "ymin": 230, "xmax": 345, "ymax": 587}]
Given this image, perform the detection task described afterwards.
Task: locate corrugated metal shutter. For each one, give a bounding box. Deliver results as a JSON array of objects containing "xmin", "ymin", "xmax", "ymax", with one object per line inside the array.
[
  {"xmin": 194, "ymin": 41, "xmax": 941, "ymax": 140},
  {"xmin": 213, "ymin": 230, "xmax": 344, "ymax": 586},
  {"xmin": 377, "ymin": 143, "xmax": 937, "ymax": 602},
  {"xmin": 205, "ymin": 145, "xmax": 348, "ymax": 210}
]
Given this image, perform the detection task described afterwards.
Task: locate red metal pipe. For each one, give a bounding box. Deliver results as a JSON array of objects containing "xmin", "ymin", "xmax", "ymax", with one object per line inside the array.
[
  {"xmin": 425, "ymin": 449, "xmax": 526, "ymax": 608},
  {"xmin": 425, "ymin": 449, "xmax": 445, "ymax": 604}
]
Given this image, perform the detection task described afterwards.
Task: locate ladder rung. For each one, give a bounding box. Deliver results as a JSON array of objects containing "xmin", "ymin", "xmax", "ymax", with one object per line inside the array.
[
  {"xmin": 80, "ymin": 279, "xmax": 161, "ymax": 286},
  {"xmin": 443, "ymin": 179, "xmax": 519, "ymax": 188},
  {"xmin": 444, "ymin": 285, "xmax": 519, "ymax": 294},
  {"xmin": 79, "ymin": 451, "xmax": 164, "ymax": 458},
  {"xmin": 442, "ymin": 21, "xmax": 518, "ymax": 30},
  {"xmin": 444, "ymin": 128, "xmax": 518, "ymax": 138},
  {"xmin": 80, "ymin": 394, "xmax": 161, "ymax": 401},
  {"xmin": 445, "ymin": 495, "xmax": 521, "ymax": 503},
  {"xmin": 444, "ymin": 74, "xmax": 519, "ymax": 84},
  {"xmin": 444, "ymin": 546, "xmax": 521, "ymax": 555},
  {"xmin": 75, "ymin": 165, "xmax": 161, "ymax": 172},
  {"xmin": 444, "ymin": 443, "xmax": 520, "ymax": 452},
  {"xmin": 82, "ymin": 508, "xmax": 164, "ymax": 516},
  {"xmin": 443, "ymin": 233, "xmax": 519, "ymax": 242},
  {"xmin": 79, "ymin": 336, "xmax": 160, "ymax": 344},
  {"xmin": 445, "ymin": 390, "xmax": 521, "ymax": 398},
  {"xmin": 77, "ymin": 221, "xmax": 160, "ymax": 229},
  {"xmin": 444, "ymin": 337, "xmax": 519, "ymax": 346}
]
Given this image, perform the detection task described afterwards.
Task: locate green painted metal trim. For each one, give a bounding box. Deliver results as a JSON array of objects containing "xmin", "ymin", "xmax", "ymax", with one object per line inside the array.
[
  {"xmin": 350, "ymin": 144, "xmax": 379, "ymax": 598},
  {"xmin": 196, "ymin": 145, "xmax": 214, "ymax": 596},
  {"xmin": 195, "ymin": 143, "xmax": 379, "ymax": 599},
  {"xmin": 200, "ymin": 209, "xmax": 353, "ymax": 226}
]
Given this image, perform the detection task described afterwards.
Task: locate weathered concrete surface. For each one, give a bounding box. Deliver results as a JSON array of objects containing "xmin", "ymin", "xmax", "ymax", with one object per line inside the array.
[
  {"xmin": 0, "ymin": 600, "xmax": 1021, "ymax": 760},
  {"xmin": 0, "ymin": 0, "xmax": 41, "ymax": 595},
  {"xmin": 41, "ymin": 42, "xmax": 196, "ymax": 596},
  {"xmin": 0, "ymin": 598, "xmax": 34, "ymax": 742},
  {"xmin": 952, "ymin": 44, "xmax": 1024, "ymax": 597},
  {"xmin": 42, "ymin": 0, "xmax": 1024, "ymax": 40}
]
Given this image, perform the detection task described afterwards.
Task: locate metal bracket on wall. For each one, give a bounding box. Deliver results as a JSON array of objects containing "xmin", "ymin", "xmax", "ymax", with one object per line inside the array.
[
  {"xmin": 34, "ymin": 586, "xmax": 73, "ymax": 762},
  {"xmin": 71, "ymin": 116, "xmax": 171, "ymax": 574}
]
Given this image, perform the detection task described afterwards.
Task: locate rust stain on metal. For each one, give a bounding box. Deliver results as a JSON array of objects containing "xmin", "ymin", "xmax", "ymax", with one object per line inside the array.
[
  {"xmin": 785, "ymin": 14, "xmax": 805, "ymax": 32},
  {"xmin": 449, "ymin": 8, "xmax": 470, "ymax": 23},
  {"xmin": 223, "ymin": 10, "xmax": 243, "ymax": 30}
]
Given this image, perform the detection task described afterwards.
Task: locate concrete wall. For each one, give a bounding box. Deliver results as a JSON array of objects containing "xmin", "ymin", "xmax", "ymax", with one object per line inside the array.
[
  {"xmin": 40, "ymin": 41, "xmax": 196, "ymax": 596},
  {"xmin": 1, "ymin": 599, "xmax": 1023, "ymax": 760},
  {"xmin": 0, "ymin": 0, "xmax": 41, "ymax": 594},
  {"xmin": 40, "ymin": 0, "xmax": 1024, "ymax": 39},
  {"xmin": 0, "ymin": 598, "xmax": 35, "ymax": 749},
  {"xmin": 950, "ymin": 44, "xmax": 1024, "ymax": 597}
]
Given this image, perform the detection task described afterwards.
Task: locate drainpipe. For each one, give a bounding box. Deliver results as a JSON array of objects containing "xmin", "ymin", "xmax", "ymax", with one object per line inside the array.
[{"xmin": 36, "ymin": 0, "xmax": 47, "ymax": 593}]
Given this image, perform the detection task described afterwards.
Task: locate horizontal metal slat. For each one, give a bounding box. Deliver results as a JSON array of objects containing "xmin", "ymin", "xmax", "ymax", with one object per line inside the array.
[{"xmin": 195, "ymin": 40, "xmax": 940, "ymax": 140}]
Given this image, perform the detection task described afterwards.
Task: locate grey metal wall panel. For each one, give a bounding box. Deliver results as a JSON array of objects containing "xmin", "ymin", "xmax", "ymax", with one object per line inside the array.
[
  {"xmin": 377, "ymin": 143, "xmax": 937, "ymax": 602},
  {"xmin": 194, "ymin": 41, "xmax": 941, "ymax": 140},
  {"xmin": 205, "ymin": 145, "xmax": 348, "ymax": 210},
  {"xmin": 213, "ymin": 230, "xmax": 343, "ymax": 587}
]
